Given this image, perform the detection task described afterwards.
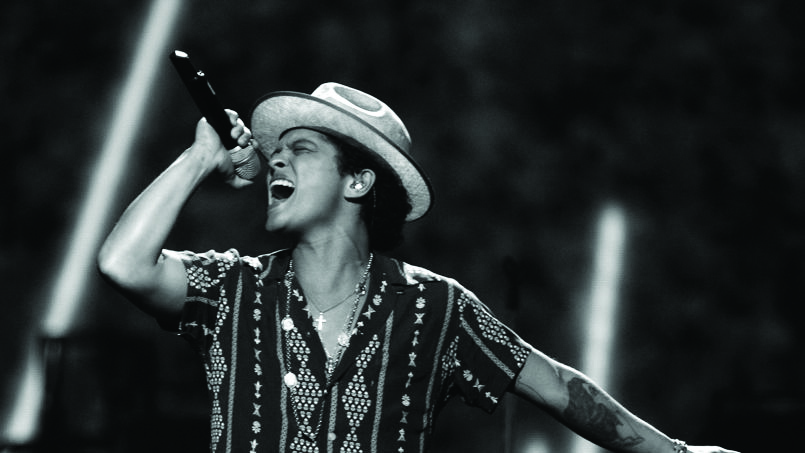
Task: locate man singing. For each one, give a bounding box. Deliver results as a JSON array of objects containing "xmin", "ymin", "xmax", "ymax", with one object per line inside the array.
[{"xmin": 98, "ymin": 82, "xmax": 738, "ymax": 453}]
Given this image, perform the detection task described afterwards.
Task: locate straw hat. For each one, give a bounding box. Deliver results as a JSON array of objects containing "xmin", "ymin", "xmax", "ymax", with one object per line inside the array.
[{"xmin": 250, "ymin": 82, "xmax": 433, "ymax": 222}]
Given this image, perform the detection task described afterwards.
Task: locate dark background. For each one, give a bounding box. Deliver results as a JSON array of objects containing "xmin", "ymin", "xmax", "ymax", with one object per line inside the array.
[{"xmin": 2, "ymin": 0, "xmax": 802, "ymax": 451}]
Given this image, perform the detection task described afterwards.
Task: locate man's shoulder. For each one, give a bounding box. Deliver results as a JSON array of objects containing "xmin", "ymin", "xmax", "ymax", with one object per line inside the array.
[
  {"xmin": 379, "ymin": 255, "xmax": 460, "ymax": 289},
  {"xmin": 173, "ymin": 248, "xmax": 289, "ymax": 275},
  {"xmin": 250, "ymin": 249, "xmax": 291, "ymax": 278}
]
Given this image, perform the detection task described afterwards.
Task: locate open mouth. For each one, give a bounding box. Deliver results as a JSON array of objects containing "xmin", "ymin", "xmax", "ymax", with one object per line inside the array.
[{"xmin": 270, "ymin": 179, "xmax": 296, "ymax": 201}]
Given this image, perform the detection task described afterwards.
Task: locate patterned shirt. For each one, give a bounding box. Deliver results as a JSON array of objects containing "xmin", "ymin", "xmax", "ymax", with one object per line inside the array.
[{"xmin": 175, "ymin": 248, "xmax": 531, "ymax": 453}]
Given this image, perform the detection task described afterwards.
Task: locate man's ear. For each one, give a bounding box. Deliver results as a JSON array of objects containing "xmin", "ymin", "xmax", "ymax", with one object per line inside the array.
[{"xmin": 345, "ymin": 169, "xmax": 376, "ymax": 199}]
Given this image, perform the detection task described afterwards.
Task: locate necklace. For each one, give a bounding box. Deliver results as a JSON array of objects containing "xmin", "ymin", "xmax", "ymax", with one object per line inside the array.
[
  {"xmin": 321, "ymin": 254, "xmax": 372, "ymax": 373},
  {"xmin": 308, "ymin": 286, "xmax": 359, "ymax": 332},
  {"xmin": 307, "ymin": 281, "xmax": 362, "ymax": 329},
  {"xmin": 279, "ymin": 254, "xmax": 373, "ymax": 443}
]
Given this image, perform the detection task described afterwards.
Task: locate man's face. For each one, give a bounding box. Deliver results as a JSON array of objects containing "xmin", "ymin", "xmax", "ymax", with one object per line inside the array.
[{"xmin": 263, "ymin": 128, "xmax": 349, "ymax": 235}]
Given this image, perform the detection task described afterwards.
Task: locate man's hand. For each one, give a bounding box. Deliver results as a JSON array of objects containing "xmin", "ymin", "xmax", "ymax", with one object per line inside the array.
[{"xmin": 190, "ymin": 109, "xmax": 255, "ymax": 188}]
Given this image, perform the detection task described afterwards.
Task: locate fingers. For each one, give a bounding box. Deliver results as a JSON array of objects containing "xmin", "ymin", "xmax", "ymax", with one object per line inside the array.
[
  {"xmin": 226, "ymin": 173, "xmax": 254, "ymax": 189},
  {"xmin": 225, "ymin": 109, "xmax": 252, "ymax": 148},
  {"xmin": 195, "ymin": 109, "xmax": 254, "ymax": 189}
]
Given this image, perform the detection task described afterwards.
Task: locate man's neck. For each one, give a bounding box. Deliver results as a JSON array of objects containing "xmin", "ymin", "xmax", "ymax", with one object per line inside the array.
[{"xmin": 290, "ymin": 229, "xmax": 372, "ymax": 306}]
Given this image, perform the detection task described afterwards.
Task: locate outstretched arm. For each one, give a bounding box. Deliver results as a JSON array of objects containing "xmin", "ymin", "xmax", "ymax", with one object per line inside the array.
[
  {"xmin": 97, "ymin": 112, "xmax": 252, "ymax": 323},
  {"xmin": 513, "ymin": 348, "xmax": 739, "ymax": 453}
]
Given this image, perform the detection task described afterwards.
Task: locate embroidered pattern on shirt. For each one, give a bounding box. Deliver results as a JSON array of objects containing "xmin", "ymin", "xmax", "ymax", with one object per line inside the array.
[
  {"xmin": 473, "ymin": 300, "xmax": 530, "ymax": 369},
  {"xmin": 286, "ymin": 326, "xmax": 323, "ymax": 452},
  {"xmin": 455, "ymin": 291, "xmax": 530, "ymax": 408},
  {"xmin": 208, "ymin": 315, "xmax": 228, "ymax": 451},
  {"xmin": 250, "ymin": 276, "xmax": 265, "ymax": 453},
  {"xmin": 180, "ymin": 253, "xmax": 532, "ymax": 453},
  {"xmin": 396, "ymin": 283, "xmax": 429, "ymax": 452},
  {"xmin": 188, "ymin": 266, "xmax": 217, "ymax": 293},
  {"xmin": 339, "ymin": 336, "xmax": 382, "ymax": 453},
  {"xmin": 440, "ymin": 338, "xmax": 459, "ymax": 384},
  {"xmin": 186, "ymin": 255, "xmax": 235, "ymax": 452},
  {"xmin": 188, "ymin": 252, "xmax": 234, "ymax": 293}
]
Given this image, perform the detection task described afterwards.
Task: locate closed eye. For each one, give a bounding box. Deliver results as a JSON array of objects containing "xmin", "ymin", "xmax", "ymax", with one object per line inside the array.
[{"xmin": 289, "ymin": 138, "xmax": 317, "ymax": 154}]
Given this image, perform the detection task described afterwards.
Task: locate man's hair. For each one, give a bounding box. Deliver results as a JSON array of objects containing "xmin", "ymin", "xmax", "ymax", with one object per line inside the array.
[{"xmin": 323, "ymin": 132, "xmax": 412, "ymax": 251}]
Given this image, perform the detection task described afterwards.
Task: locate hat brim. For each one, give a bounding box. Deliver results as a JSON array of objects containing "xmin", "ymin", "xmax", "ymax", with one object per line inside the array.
[{"xmin": 250, "ymin": 91, "xmax": 433, "ymax": 222}]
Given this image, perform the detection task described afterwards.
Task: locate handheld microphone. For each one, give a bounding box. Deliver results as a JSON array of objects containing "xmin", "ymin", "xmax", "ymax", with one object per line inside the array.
[{"xmin": 169, "ymin": 50, "xmax": 261, "ymax": 180}]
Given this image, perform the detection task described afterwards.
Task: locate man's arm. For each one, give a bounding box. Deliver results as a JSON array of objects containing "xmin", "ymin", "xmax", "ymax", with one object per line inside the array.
[
  {"xmin": 513, "ymin": 348, "xmax": 739, "ymax": 453},
  {"xmin": 97, "ymin": 112, "xmax": 252, "ymax": 322}
]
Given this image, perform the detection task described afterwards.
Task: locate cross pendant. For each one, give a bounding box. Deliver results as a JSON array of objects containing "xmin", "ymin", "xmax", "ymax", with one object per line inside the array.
[{"xmin": 314, "ymin": 312, "xmax": 327, "ymax": 331}]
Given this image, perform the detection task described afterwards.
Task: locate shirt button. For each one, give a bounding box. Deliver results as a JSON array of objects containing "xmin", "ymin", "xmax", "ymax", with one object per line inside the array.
[{"xmin": 328, "ymin": 432, "xmax": 337, "ymax": 441}]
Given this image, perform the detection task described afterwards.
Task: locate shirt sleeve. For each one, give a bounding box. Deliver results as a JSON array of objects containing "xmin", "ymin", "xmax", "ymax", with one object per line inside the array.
[
  {"xmin": 172, "ymin": 248, "xmax": 242, "ymax": 355},
  {"xmin": 452, "ymin": 286, "xmax": 532, "ymax": 412}
]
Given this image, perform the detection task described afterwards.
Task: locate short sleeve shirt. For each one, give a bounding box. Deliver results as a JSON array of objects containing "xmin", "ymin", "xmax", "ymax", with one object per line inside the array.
[{"xmin": 174, "ymin": 248, "xmax": 531, "ymax": 453}]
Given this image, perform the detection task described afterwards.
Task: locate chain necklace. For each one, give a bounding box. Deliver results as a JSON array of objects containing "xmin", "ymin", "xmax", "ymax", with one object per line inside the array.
[
  {"xmin": 307, "ymin": 262, "xmax": 371, "ymax": 332},
  {"xmin": 279, "ymin": 254, "xmax": 373, "ymax": 444}
]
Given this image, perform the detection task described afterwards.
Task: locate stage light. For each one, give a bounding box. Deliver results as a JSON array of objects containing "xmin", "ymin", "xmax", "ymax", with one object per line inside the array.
[
  {"xmin": 2, "ymin": 0, "xmax": 183, "ymax": 443},
  {"xmin": 572, "ymin": 203, "xmax": 627, "ymax": 453}
]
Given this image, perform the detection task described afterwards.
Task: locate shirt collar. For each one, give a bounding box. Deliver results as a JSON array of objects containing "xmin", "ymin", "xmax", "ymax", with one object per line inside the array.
[{"xmin": 261, "ymin": 250, "xmax": 424, "ymax": 289}]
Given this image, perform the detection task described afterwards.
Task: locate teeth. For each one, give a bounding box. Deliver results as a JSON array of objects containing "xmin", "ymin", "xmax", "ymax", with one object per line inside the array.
[
  {"xmin": 270, "ymin": 179, "xmax": 295, "ymax": 189},
  {"xmin": 270, "ymin": 178, "xmax": 295, "ymax": 200}
]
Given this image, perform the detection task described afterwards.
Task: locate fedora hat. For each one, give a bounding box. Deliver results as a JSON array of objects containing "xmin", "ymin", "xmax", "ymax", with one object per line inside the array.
[{"xmin": 250, "ymin": 82, "xmax": 433, "ymax": 222}]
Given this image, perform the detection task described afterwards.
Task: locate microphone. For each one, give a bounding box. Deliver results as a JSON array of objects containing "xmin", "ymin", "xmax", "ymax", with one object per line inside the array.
[{"xmin": 169, "ymin": 50, "xmax": 261, "ymax": 180}]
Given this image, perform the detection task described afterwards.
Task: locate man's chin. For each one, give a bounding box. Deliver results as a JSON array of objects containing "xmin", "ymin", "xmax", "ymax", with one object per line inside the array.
[
  {"xmin": 264, "ymin": 215, "xmax": 295, "ymax": 235},
  {"xmin": 264, "ymin": 220, "xmax": 283, "ymax": 233},
  {"xmin": 264, "ymin": 213, "xmax": 279, "ymax": 231}
]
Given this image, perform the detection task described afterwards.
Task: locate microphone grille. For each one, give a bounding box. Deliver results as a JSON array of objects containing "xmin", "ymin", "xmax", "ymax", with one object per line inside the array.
[{"xmin": 230, "ymin": 145, "xmax": 261, "ymax": 180}]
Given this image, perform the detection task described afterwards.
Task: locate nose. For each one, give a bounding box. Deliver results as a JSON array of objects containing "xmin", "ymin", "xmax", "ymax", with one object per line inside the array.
[{"xmin": 269, "ymin": 148, "xmax": 289, "ymax": 171}]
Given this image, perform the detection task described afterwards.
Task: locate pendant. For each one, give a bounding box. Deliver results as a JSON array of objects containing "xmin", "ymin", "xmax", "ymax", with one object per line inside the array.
[
  {"xmin": 281, "ymin": 317, "xmax": 294, "ymax": 331},
  {"xmin": 314, "ymin": 312, "xmax": 327, "ymax": 331},
  {"xmin": 284, "ymin": 372, "xmax": 298, "ymax": 388}
]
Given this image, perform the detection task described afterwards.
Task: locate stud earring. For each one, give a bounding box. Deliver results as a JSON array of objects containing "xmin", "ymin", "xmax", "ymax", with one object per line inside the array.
[{"xmin": 352, "ymin": 181, "xmax": 364, "ymax": 190}]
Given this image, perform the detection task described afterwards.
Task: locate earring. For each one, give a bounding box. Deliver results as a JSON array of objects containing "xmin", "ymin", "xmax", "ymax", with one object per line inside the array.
[{"xmin": 352, "ymin": 181, "xmax": 364, "ymax": 190}]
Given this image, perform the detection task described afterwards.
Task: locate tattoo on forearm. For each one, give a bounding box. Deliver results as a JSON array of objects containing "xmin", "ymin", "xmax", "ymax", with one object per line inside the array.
[{"xmin": 564, "ymin": 378, "xmax": 644, "ymax": 448}]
